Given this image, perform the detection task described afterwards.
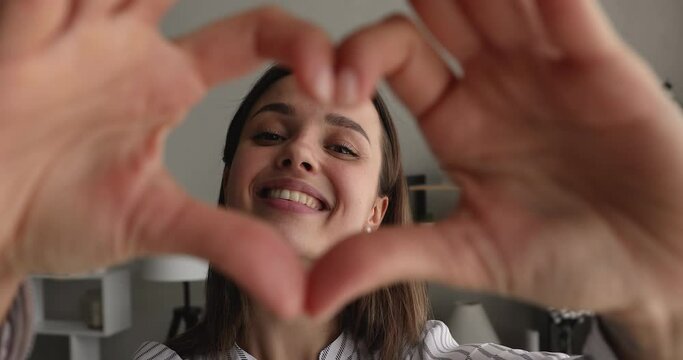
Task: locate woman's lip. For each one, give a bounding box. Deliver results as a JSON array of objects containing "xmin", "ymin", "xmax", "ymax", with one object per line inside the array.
[{"xmin": 255, "ymin": 178, "xmax": 332, "ymax": 210}]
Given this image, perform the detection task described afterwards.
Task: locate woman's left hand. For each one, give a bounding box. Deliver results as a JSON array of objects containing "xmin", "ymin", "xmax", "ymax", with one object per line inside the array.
[{"xmin": 307, "ymin": 1, "xmax": 683, "ymax": 357}]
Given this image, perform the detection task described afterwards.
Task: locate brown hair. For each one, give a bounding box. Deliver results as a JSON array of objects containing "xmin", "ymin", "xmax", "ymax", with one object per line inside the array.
[{"xmin": 167, "ymin": 66, "xmax": 429, "ymax": 359}]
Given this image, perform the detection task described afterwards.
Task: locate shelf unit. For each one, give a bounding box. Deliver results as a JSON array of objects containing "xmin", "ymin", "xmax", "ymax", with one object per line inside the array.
[
  {"xmin": 30, "ymin": 267, "xmax": 131, "ymax": 360},
  {"xmin": 406, "ymin": 174, "xmax": 459, "ymax": 222}
]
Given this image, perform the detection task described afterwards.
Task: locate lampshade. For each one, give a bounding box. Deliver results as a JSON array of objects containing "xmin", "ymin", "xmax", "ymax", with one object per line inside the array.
[
  {"xmin": 447, "ymin": 302, "xmax": 500, "ymax": 345},
  {"xmin": 141, "ymin": 255, "xmax": 208, "ymax": 282}
]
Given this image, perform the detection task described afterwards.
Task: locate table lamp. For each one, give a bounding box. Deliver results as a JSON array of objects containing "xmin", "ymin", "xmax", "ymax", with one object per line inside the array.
[{"xmin": 141, "ymin": 255, "xmax": 208, "ymax": 340}]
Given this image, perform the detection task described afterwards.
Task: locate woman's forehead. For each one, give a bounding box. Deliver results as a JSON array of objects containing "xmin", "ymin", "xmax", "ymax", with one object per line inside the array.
[{"xmin": 250, "ymin": 76, "xmax": 382, "ymax": 134}]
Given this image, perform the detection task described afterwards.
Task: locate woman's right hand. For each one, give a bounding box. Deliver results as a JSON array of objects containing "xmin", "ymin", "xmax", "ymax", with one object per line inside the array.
[{"xmin": 0, "ymin": 1, "xmax": 334, "ymax": 319}]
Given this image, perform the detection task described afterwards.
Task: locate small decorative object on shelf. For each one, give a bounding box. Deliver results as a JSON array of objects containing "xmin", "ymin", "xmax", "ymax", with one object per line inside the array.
[
  {"xmin": 31, "ymin": 266, "xmax": 131, "ymax": 360},
  {"xmin": 80, "ymin": 288, "xmax": 103, "ymax": 330},
  {"xmin": 548, "ymin": 308, "xmax": 594, "ymax": 355},
  {"xmin": 525, "ymin": 329, "xmax": 540, "ymax": 352}
]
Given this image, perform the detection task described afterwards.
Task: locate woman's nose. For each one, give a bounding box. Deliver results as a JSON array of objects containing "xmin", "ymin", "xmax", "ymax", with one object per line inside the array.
[
  {"xmin": 276, "ymin": 141, "xmax": 316, "ymax": 172},
  {"xmin": 279, "ymin": 157, "xmax": 313, "ymax": 171}
]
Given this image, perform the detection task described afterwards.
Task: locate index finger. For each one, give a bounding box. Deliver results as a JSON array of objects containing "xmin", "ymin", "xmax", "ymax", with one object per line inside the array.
[
  {"xmin": 175, "ymin": 6, "xmax": 335, "ymax": 104},
  {"xmin": 334, "ymin": 14, "xmax": 454, "ymax": 117}
]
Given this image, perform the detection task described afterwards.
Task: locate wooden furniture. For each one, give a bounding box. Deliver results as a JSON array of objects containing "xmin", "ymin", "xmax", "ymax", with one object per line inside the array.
[{"xmin": 406, "ymin": 174, "xmax": 459, "ymax": 222}]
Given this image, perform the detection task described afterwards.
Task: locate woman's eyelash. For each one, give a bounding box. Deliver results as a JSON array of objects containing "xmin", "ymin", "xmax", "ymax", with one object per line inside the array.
[
  {"xmin": 252, "ymin": 131, "xmax": 285, "ymax": 142},
  {"xmin": 253, "ymin": 131, "xmax": 360, "ymax": 158},
  {"xmin": 328, "ymin": 143, "xmax": 359, "ymax": 157}
]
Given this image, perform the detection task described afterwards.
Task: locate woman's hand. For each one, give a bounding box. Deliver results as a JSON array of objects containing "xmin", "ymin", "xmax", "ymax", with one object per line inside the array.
[
  {"xmin": 308, "ymin": 1, "xmax": 683, "ymax": 357},
  {"xmin": 0, "ymin": 0, "xmax": 335, "ymax": 318}
]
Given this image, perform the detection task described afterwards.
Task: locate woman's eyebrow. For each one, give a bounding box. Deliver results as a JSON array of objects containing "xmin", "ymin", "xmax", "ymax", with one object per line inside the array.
[
  {"xmin": 251, "ymin": 102, "xmax": 370, "ymax": 145},
  {"xmin": 326, "ymin": 113, "xmax": 370, "ymax": 145},
  {"xmin": 251, "ymin": 102, "xmax": 294, "ymax": 118}
]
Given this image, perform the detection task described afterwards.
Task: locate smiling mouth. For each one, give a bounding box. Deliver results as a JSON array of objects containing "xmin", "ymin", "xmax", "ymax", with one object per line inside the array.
[{"xmin": 258, "ymin": 188, "xmax": 328, "ymax": 211}]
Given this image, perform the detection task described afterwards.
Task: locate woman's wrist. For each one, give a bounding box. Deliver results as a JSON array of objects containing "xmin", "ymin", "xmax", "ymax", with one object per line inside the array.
[{"xmin": 600, "ymin": 301, "xmax": 682, "ymax": 360}]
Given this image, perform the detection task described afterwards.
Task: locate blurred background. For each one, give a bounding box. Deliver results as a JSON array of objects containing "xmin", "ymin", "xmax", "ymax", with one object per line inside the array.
[{"xmin": 28, "ymin": 1, "xmax": 683, "ymax": 359}]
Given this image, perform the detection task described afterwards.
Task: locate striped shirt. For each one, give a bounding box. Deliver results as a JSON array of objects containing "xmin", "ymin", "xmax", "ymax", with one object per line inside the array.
[
  {"xmin": 133, "ymin": 320, "xmax": 576, "ymax": 360},
  {"xmin": 0, "ymin": 285, "xmax": 32, "ymax": 360}
]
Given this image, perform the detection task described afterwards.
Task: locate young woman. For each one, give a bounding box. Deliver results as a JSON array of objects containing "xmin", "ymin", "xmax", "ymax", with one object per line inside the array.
[{"xmin": 133, "ymin": 66, "xmax": 577, "ymax": 360}]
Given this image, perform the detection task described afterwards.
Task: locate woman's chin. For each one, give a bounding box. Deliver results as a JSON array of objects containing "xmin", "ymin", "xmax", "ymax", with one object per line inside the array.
[
  {"xmin": 288, "ymin": 242, "xmax": 321, "ymax": 262},
  {"xmin": 298, "ymin": 255, "xmax": 316, "ymax": 268}
]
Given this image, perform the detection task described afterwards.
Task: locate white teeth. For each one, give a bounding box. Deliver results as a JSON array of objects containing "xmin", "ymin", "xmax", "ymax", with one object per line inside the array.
[{"xmin": 266, "ymin": 188, "xmax": 321, "ymax": 210}]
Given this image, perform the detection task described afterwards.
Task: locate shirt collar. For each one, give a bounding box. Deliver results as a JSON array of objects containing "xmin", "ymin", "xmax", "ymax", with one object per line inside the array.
[{"xmin": 232, "ymin": 332, "xmax": 359, "ymax": 360}]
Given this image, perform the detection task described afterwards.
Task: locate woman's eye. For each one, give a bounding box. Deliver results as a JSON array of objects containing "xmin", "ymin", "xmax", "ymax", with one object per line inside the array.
[
  {"xmin": 328, "ymin": 144, "xmax": 359, "ymax": 157},
  {"xmin": 253, "ymin": 131, "xmax": 285, "ymax": 143}
]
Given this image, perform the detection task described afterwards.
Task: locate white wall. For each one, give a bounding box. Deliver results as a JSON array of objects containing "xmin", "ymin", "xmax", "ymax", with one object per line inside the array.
[
  {"xmin": 159, "ymin": 0, "xmax": 683, "ymax": 220},
  {"xmin": 601, "ymin": 0, "xmax": 683, "ymax": 94},
  {"xmin": 29, "ymin": 1, "xmax": 683, "ymax": 359}
]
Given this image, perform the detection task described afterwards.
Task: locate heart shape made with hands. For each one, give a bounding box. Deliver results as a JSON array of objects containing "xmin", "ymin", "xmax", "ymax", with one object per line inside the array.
[
  {"xmin": 306, "ymin": 0, "xmax": 683, "ymax": 327},
  {"xmin": 2, "ymin": 1, "xmax": 683, "ymax": 339}
]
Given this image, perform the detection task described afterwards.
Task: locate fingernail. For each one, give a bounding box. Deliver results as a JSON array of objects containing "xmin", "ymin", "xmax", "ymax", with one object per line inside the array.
[
  {"xmin": 314, "ymin": 66, "xmax": 334, "ymax": 104},
  {"xmin": 336, "ymin": 68, "xmax": 358, "ymax": 106}
]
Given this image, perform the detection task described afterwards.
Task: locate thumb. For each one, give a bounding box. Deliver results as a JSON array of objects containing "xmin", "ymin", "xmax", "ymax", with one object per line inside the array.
[
  {"xmin": 306, "ymin": 219, "xmax": 500, "ymax": 319},
  {"xmin": 133, "ymin": 173, "xmax": 304, "ymax": 319},
  {"xmin": 0, "ymin": 0, "xmax": 72, "ymax": 59}
]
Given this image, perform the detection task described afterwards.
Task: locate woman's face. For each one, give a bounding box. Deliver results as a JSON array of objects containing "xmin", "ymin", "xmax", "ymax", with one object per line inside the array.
[{"xmin": 223, "ymin": 76, "xmax": 388, "ymax": 262}]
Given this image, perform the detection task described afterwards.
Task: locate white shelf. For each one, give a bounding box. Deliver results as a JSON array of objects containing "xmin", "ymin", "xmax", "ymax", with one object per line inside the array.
[
  {"xmin": 408, "ymin": 184, "xmax": 458, "ymax": 192},
  {"xmin": 35, "ymin": 320, "xmax": 107, "ymax": 337},
  {"xmin": 32, "ymin": 268, "xmax": 108, "ymax": 280},
  {"xmin": 30, "ymin": 266, "xmax": 132, "ymax": 360}
]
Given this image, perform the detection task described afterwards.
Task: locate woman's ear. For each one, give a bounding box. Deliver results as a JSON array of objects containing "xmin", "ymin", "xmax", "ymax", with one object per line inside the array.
[{"xmin": 367, "ymin": 196, "xmax": 389, "ymax": 230}]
